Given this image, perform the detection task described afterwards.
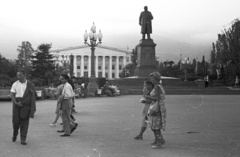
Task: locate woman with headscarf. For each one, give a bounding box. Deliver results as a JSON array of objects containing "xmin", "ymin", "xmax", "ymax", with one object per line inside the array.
[{"xmin": 145, "ymin": 72, "xmax": 166, "ymax": 149}]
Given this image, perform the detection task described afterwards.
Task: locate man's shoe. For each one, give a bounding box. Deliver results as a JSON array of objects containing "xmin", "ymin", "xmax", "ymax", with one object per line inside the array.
[
  {"xmin": 57, "ymin": 130, "xmax": 64, "ymax": 133},
  {"xmin": 12, "ymin": 136, "xmax": 17, "ymax": 142},
  {"xmin": 71, "ymin": 123, "xmax": 78, "ymax": 133},
  {"xmin": 21, "ymin": 140, "xmax": 27, "ymax": 145},
  {"xmin": 60, "ymin": 134, "xmax": 70, "ymax": 137}
]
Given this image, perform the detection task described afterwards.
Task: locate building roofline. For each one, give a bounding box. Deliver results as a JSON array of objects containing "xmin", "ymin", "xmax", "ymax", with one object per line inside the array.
[{"xmin": 50, "ymin": 45, "xmax": 131, "ymax": 54}]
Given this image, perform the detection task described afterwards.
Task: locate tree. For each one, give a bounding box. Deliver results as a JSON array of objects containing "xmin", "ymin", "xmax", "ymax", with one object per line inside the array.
[
  {"xmin": 16, "ymin": 41, "xmax": 34, "ymax": 74},
  {"xmin": 31, "ymin": 43, "xmax": 55, "ymax": 85},
  {"xmin": 0, "ymin": 54, "xmax": 18, "ymax": 86},
  {"xmin": 120, "ymin": 49, "xmax": 137, "ymax": 78},
  {"xmin": 210, "ymin": 18, "xmax": 240, "ymax": 84}
]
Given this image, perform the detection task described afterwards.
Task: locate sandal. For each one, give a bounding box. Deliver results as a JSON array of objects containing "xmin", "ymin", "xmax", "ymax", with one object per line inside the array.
[{"xmin": 134, "ymin": 135, "xmax": 143, "ymax": 140}]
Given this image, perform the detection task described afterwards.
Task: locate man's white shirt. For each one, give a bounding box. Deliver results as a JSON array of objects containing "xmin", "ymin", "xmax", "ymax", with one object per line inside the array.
[
  {"xmin": 62, "ymin": 82, "xmax": 75, "ymax": 99},
  {"xmin": 10, "ymin": 80, "xmax": 27, "ymax": 98}
]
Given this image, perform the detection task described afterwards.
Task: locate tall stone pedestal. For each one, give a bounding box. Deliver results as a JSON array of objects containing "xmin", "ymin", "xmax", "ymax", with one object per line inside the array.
[{"xmin": 134, "ymin": 39, "xmax": 157, "ymax": 77}]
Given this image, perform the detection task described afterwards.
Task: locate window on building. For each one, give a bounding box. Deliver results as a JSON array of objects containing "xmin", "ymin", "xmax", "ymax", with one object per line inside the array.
[
  {"xmin": 77, "ymin": 66, "xmax": 80, "ymax": 69},
  {"xmin": 98, "ymin": 66, "xmax": 101, "ymax": 70},
  {"xmin": 105, "ymin": 73, "xmax": 108, "ymax": 78},
  {"xmin": 77, "ymin": 72, "xmax": 80, "ymax": 77},
  {"xmin": 119, "ymin": 65, "xmax": 122, "ymax": 70},
  {"xmin": 84, "ymin": 66, "xmax": 87, "ymax": 70},
  {"xmin": 98, "ymin": 72, "xmax": 102, "ymax": 78},
  {"xmin": 112, "ymin": 65, "xmax": 115, "ymax": 70},
  {"xmin": 126, "ymin": 57, "xmax": 129, "ymax": 62},
  {"xmin": 105, "ymin": 57, "xmax": 109, "ymax": 61},
  {"xmin": 112, "ymin": 57, "xmax": 115, "ymax": 62},
  {"xmin": 84, "ymin": 56, "xmax": 88, "ymax": 61},
  {"xmin": 77, "ymin": 56, "xmax": 81, "ymax": 61},
  {"xmin": 112, "ymin": 73, "xmax": 115, "ymax": 78},
  {"xmin": 105, "ymin": 66, "xmax": 108, "ymax": 70}
]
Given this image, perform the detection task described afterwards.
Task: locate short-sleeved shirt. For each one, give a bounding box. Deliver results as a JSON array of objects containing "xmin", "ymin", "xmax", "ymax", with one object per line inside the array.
[
  {"xmin": 10, "ymin": 80, "xmax": 27, "ymax": 98},
  {"xmin": 62, "ymin": 82, "xmax": 75, "ymax": 99}
]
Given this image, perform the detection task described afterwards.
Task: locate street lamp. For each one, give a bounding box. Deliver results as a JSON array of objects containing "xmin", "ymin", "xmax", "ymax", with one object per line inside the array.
[
  {"xmin": 84, "ymin": 22, "xmax": 103, "ymax": 96},
  {"xmin": 182, "ymin": 58, "xmax": 190, "ymax": 81}
]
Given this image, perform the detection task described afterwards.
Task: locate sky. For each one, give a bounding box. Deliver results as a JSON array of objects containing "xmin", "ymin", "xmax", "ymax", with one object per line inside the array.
[{"xmin": 0, "ymin": 0, "xmax": 240, "ymax": 62}]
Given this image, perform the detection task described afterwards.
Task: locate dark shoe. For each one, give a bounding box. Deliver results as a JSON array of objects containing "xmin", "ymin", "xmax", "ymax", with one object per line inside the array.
[
  {"xmin": 21, "ymin": 140, "xmax": 27, "ymax": 145},
  {"xmin": 71, "ymin": 123, "xmax": 78, "ymax": 133},
  {"xmin": 60, "ymin": 134, "xmax": 70, "ymax": 137},
  {"xmin": 57, "ymin": 130, "xmax": 64, "ymax": 133},
  {"xmin": 134, "ymin": 135, "xmax": 143, "ymax": 140},
  {"xmin": 12, "ymin": 136, "xmax": 17, "ymax": 142},
  {"xmin": 151, "ymin": 139, "xmax": 157, "ymax": 145},
  {"xmin": 159, "ymin": 138, "xmax": 166, "ymax": 145}
]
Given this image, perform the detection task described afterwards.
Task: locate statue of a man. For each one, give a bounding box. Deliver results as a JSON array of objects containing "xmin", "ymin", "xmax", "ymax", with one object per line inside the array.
[{"xmin": 139, "ymin": 6, "xmax": 153, "ymax": 40}]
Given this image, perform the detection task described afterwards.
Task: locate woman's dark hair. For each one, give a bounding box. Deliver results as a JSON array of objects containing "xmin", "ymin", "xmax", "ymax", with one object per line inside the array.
[
  {"xmin": 145, "ymin": 80, "xmax": 154, "ymax": 88},
  {"xmin": 60, "ymin": 74, "xmax": 69, "ymax": 80}
]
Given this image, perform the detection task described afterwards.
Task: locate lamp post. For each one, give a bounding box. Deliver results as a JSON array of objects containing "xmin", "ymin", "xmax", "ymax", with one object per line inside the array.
[
  {"xmin": 70, "ymin": 53, "xmax": 74, "ymax": 77},
  {"xmin": 182, "ymin": 58, "xmax": 190, "ymax": 81},
  {"xmin": 84, "ymin": 22, "xmax": 103, "ymax": 96}
]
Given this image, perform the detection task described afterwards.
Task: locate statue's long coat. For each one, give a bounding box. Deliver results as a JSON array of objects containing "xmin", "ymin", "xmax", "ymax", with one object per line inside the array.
[{"xmin": 139, "ymin": 11, "xmax": 153, "ymax": 34}]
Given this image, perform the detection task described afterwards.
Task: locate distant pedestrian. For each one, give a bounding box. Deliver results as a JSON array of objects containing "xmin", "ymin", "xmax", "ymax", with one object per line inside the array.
[
  {"xmin": 49, "ymin": 83, "xmax": 64, "ymax": 127},
  {"xmin": 9, "ymin": 70, "xmax": 36, "ymax": 145},
  {"xmin": 134, "ymin": 79, "xmax": 154, "ymax": 140},
  {"xmin": 146, "ymin": 72, "xmax": 166, "ymax": 149},
  {"xmin": 204, "ymin": 75, "xmax": 209, "ymax": 88},
  {"xmin": 58, "ymin": 74, "xmax": 77, "ymax": 137},
  {"xmin": 235, "ymin": 76, "xmax": 239, "ymax": 87}
]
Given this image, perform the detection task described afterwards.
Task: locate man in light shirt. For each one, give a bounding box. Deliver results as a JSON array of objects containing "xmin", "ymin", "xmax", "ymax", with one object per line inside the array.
[
  {"xmin": 9, "ymin": 70, "xmax": 36, "ymax": 145},
  {"xmin": 58, "ymin": 74, "xmax": 77, "ymax": 136}
]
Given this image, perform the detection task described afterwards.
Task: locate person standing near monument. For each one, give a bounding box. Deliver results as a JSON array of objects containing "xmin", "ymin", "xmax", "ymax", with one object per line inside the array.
[
  {"xmin": 9, "ymin": 70, "xmax": 36, "ymax": 145},
  {"xmin": 204, "ymin": 75, "xmax": 209, "ymax": 88},
  {"xmin": 146, "ymin": 72, "xmax": 166, "ymax": 149},
  {"xmin": 134, "ymin": 79, "xmax": 154, "ymax": 140},
  {"xmin": 235, "ymin": 76, "xmax": 239, "ymax": 87},
  {"xmin": 139, "ymin": 6, "xmax": 153, "ymax": 40}
]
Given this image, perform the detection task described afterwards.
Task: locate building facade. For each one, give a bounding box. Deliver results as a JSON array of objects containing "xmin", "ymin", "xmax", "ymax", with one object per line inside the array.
[{"xmin": 50, "ymin": 45, "xmax": 131, "ymax": 79}]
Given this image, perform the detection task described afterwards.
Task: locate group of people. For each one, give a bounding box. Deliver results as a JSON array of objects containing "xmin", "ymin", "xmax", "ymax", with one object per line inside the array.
[
  {"xmin": 9, "ymin": 69, "xmax": 166, "ymax": 149},
  {"xmin": 9, "ymin": 70, "xmax": 78, "ymax": 145},
  {"xmin": 134, "ymin": 72, "xmax": 166, "ymax": 149},
  {"xmin": 101, "ymin": 81, "xmax": 120, "ymax": 96}
]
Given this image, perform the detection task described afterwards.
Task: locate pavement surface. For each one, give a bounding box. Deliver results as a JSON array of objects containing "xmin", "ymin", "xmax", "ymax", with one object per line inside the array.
[{"xmin": 0, "ymin": 95, "xmax": 240, "ymax": 157}]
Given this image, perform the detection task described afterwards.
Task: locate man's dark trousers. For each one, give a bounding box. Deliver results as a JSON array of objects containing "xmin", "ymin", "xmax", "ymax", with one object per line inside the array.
[{"xmin": 12, "ymin": 105, "xmax": 30, "ymax": 141}]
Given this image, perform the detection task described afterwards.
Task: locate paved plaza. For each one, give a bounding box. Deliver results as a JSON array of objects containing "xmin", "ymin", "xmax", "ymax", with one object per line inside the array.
[{"xmin": 0, "ymin": 95, "xmax": 240, "ymax": 157}]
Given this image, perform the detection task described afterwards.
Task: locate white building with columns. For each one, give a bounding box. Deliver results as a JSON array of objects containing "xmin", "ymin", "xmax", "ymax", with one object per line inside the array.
[{"xmin": 50, "ymin": 45, "xmax": 132, "ymax": 79}]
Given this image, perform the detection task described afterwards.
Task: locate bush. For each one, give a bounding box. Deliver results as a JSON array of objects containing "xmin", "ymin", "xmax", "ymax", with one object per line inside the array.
[{"xmin": 178, "ymin": 73, "xmax": 202, "ymax": 81}]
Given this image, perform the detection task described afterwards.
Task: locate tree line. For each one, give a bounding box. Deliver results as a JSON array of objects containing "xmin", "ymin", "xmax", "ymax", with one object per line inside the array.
[{"xmin": 0, "ymin": 42, "xmax": 70, "ymax": 87}]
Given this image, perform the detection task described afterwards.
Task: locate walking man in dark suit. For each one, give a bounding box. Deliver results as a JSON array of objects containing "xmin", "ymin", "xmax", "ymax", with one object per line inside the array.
[{"xmin": 9, "ymin": 70, "xmax": 36, "ymax": 145}]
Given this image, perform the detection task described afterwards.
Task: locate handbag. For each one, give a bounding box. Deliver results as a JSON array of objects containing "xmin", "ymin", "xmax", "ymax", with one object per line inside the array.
[{"xmin": 148, "ymin": 101, "xmax": 159, "ymax": 116}]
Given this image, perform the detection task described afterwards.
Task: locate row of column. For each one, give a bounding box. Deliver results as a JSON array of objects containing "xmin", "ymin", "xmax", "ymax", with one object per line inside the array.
[{"xmin": 73, "ymin": 55, "xmax": 127, "ymax": 79}]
